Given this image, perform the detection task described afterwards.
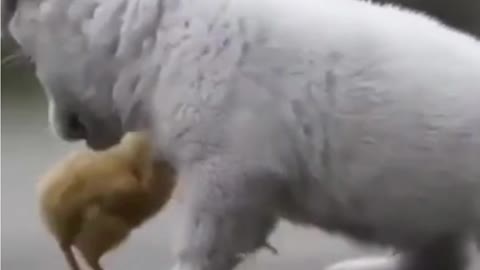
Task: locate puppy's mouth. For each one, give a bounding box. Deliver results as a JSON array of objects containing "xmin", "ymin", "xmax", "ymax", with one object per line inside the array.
[
  {"xmin": 55, "ymin": 114, "xmax": 122, "ymax": 151},
  {"xmin": 84, "ymin": 129, "xmax": 123, "ymax": 151},
  {"xmin": 85, "ymin": 137, "xmax": 116, "ymax": 151}
]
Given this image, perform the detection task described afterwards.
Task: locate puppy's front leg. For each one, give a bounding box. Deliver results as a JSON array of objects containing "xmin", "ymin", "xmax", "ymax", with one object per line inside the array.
[{"xmin": 170, "ymin": 159, "xmax": 280, "ymax": 270}]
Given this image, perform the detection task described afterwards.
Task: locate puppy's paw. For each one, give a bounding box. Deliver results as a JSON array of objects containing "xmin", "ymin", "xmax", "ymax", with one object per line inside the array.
[{"xmin": 324, "ymin": 256, "xmax": 399, "ymax": 270}]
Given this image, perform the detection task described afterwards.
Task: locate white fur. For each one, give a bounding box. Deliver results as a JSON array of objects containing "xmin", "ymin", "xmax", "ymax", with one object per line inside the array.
[
  {"xmin": 325, "ymin": 256, "xmax": 398, "ymax": 270},
  {"xmin": 151, "ymin": 0, "xmax": 480, "ymax": 254},
  {"xmin": 8, "ymin": 0, "xmax": 480, "ymax": 269}
]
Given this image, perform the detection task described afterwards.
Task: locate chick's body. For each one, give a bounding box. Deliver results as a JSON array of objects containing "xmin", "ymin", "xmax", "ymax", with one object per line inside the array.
[{"xmin": 37, "ymin": 132, "xmax": 175, "ymax": 270}]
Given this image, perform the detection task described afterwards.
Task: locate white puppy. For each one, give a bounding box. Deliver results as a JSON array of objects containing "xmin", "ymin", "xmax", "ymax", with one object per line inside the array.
[{"xmin": 8, "ymin": 0, "xmax": 480, "ymax": 270}]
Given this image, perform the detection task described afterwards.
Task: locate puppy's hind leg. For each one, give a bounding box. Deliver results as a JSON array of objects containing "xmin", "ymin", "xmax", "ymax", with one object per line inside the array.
[
  {"xmin": 400, "ymin": 234, "xmax": 469, "ymax": 270},
  {"xmin": 324, "ymin": 234, "xmax": 470, "ymax": 270}
]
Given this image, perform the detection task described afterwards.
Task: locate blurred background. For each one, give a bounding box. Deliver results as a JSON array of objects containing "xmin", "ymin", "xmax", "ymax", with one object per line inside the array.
[{"xmin": 1, "ymin": 0, "xmax": 479, "ymax": 269}]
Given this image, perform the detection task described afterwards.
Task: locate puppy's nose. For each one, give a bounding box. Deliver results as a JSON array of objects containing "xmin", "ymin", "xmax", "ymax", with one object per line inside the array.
[{"xmin": 64, "ymin": 113, "xmax": 87, "ymax": 140}]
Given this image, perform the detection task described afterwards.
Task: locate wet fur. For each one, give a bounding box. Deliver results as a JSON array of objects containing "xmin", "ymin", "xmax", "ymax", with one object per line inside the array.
[{"xmin": 37, "ymin": 132, "xmax": 176, "ymax": 270}]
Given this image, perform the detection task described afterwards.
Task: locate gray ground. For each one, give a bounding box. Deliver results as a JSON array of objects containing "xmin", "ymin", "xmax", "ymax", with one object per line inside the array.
[{"xmin": 1, "ymin": 72, "xmax": 478, "ymax": 270}]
